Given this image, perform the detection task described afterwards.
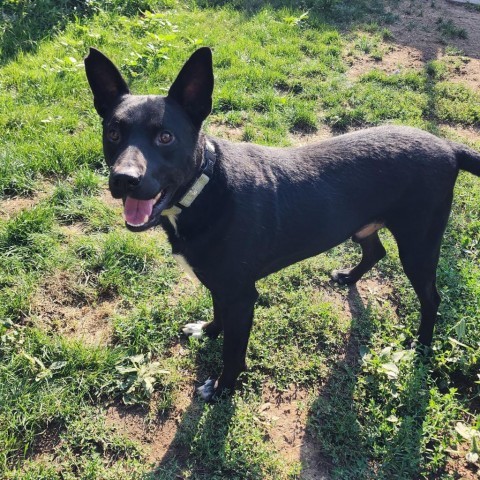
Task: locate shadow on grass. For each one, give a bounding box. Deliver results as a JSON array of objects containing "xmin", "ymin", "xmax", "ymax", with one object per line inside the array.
[
  {"xmin": 1, "ymin": 0, "xmax": 91, "ymax": 65},
  {"xmin": 148, "ymin": 399, "xmax": 237, "ymax": 479},
  {"xmin": 303, "ymin": 283, "xmax": 430, "ymax": 479},
  {"xmin": 0, "ymin": 0, "xmax": 405, "ymax": 66},
  {"xmin": 144, "ymin": 337, "xmax": 239, "ymax": 479},
  {"xmin": 195, "ymin": 0, "xmax": 393, "ymax": 26},
  {"xmin": 0, "ymin": 0, "xmax": 154, "ymax": 65}
]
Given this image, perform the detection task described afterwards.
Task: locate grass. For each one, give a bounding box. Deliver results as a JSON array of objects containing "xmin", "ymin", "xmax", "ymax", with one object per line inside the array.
[{"xmin": 1, "ymin": 0, "xmax": 479, "ymax": 479}]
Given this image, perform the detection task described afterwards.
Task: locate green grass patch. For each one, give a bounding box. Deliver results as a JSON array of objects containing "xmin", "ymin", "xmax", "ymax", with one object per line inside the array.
[{"xmin": 0, "ymin": 0, "xmax": 479, "ymax": 479}]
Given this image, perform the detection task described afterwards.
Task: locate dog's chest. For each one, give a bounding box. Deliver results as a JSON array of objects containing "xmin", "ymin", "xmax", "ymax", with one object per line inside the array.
[
  {"xmin": 173, "ymin": 253, "xmax": 198, "ymax": 281},
  {"xmin": 166, "ymin": 214, "xmax": 179, "ymax": 235}
]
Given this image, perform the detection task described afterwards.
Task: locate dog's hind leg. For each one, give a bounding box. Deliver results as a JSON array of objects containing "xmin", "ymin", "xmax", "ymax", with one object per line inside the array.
[
  {"xmin": 391, "ymin": 196, "xmax": 453, "ymax": 346},
  {"xmin": 400, "ymin": 252, "xmax": 440, "ymax": 346},
  {"xmin": 332, "ymin": 231, "xmax": 386, "ymax": 285},
  {"xmin": 183, "ymin": 295, "xmax": 224, "ymax": 340}
]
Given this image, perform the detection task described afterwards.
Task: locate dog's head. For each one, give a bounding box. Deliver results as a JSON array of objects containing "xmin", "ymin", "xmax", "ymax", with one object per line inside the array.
[{"xmin": 84, "ymin": 47, "xmax": 214, "ymax": 231}]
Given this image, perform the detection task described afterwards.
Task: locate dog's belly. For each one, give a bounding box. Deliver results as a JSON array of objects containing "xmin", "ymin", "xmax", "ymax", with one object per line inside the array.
[
  {"xmin": 256, "ymin": 230, "xmax": 353, "ymax": 279},
  {"xmin": 257, "ymin": 222, "xmax": 383, "ymax": 279}
]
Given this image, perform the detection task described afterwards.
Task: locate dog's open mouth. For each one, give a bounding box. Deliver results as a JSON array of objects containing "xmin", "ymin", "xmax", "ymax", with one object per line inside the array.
[{"xmin": 123, "ymin": 188, "xmax": 174, "ymax": 231}]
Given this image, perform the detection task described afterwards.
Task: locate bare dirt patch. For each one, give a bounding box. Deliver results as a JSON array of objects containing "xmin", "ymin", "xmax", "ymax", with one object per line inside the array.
[
  {"xmin": 387, "ymin": 0, "xmax": 480, "ymax": 60},
  {"xmin": 290, "ymin": 126, "xmax": 334, "ymax": 146},
  {"xmin": 29, "ymin": 424, "xmax": 63, "ymax": 461},
  {"xmin": 105, "ymin": 389, "xmax": 194, "ymax": 465},
  {"xmin": 98, "ymin": 185, "xmax": 123, "ymax": 211},
  {"xmin": 347, "ymin": 43, "xmax": 425, "ymax": 79},
  {"xmin": 355, "ymin": 277, "xmax": 394, "ymax": 306},
  {"xmin": 441, "ymin": 123, "xmax": 480, "ymax": 144},
  {"xmin": 0, "ymin": 182, "xmax": 52, "ymax": 220},
  {"xmin": 445, "ymin": 442, "xmax": 480, "ymax": 479},
  {"xmin": 260, "ymin": 385, "xmax": 330, "ymax": 479},
  {"xmin": 346, "ymin": 0, "xmax": 480, "ymax": 91},
  {"xmin": 324, "ymin": 273, "xmax": 396, "ymax": 325},
  {"xmin": 447, "ymin": 56, "xmax": 480, "ymax": 90},
  {"xmin": 207, "ymin": 122, "xmax": 244, "ymax": 142},
  {"xmin": 30, "ymin": 270, "xmax": 118, "ymax": 346}
]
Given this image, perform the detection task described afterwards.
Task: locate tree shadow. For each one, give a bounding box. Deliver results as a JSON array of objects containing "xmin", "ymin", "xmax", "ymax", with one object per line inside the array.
[
  {"xmin": 384, "ymin": 0, "xmax": 480, "ymax": 61},
  {"xmin": 195, "ymin": 0, "xmax": 394, "ymax": 25},
  {"xmin": 0, "ymin": 0, "xmax": 151, "ymax": 65},
  {"xmin": 1, "ymin": 0, "xmax": 88, "ymax": 65},
  {"xmin": 302, "ymin": 283, "xmax": 431, "ymax": 479}
]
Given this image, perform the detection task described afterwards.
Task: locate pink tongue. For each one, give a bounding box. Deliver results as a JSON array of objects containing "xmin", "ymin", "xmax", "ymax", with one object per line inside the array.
[{"xmin": 123, "ymin": 197, "xmax": 154, "ymax": 225}]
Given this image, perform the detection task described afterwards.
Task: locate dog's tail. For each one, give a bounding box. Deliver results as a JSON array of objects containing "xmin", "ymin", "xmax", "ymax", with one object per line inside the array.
[{"xmin": 453, "ymin": 142, "xmax": 480, "ymax": 176}]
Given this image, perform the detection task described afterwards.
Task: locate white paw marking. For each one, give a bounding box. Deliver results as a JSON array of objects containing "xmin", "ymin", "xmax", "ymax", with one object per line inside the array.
[
  {"xmin": 182, "ymin": 321, "xmax": 207, "ymax": 339},
  {"xmin": 197, "ymin": 378, "xmax": 216, "ymax": 401}
]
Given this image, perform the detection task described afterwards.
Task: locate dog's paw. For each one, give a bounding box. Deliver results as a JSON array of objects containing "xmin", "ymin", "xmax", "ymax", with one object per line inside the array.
[
  {"xmin": 197, "ymin": 379, "xmax": 232, "ymax": 402},
  {"xmin": 182, "ymin": 321, "xmax": 207, "ymax": 338},
  {"xmin": 331, "ymin": 269, "xmax": 357, "ymax": 285},
  {"xmin": 197, "ymin": 378, "xmax": 216, "ymax": 401}
]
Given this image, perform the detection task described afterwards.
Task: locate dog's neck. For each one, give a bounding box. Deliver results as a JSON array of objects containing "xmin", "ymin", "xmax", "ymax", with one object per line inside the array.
[{"xmin": 161, "ymin": 136, "xmax": 217, "ymax": 218}]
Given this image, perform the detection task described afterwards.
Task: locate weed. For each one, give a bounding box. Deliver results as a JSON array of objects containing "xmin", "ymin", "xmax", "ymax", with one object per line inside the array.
[
  {"xmin": 426, "ymin": 60, "xmax": 449, "ymax": 80},
  {"xmin": 445, "ymin": 45, "xmax": 463, "ymax": 56},
  {"xmin": 115, "ymin": 353, "xmax": 170, "ymax": 405},
  {"xmin": 436, "ymin": 18, "xmax": 468, "ymax": 40}
]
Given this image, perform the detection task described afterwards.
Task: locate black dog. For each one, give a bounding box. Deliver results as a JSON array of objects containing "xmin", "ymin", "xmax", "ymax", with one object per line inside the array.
[{"xmin": 85, "ymin": 47, "xmax": 480, "ymax": 401}]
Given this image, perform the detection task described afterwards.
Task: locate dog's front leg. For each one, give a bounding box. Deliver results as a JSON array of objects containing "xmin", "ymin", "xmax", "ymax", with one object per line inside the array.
[
  {"xmin": 202, "ymin": 295, "xmax": 225, "ymax": 339},
  {"xmin": 197, "ymin": 286, "xmax": 258, "ymax": 402},
  {"xmin": 182, "ymin": 294, "xmax": 224, "ymax": 339}
]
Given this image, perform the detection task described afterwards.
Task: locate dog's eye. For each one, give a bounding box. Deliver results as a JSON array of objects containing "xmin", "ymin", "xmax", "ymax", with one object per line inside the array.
[
  {"xmin": 107, "ymin": 127, "xmax": 121, "ymax": 143},
  {"xmin": 157, "ymin": 131, "xmax": 174, "ymax": 145}
]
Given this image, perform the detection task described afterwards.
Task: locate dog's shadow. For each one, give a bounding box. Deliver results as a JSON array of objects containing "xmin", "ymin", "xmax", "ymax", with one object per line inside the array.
[
  {"xmin": 145, "ymin": 277, "xmax": 448, "ymax": 478},
  {"xmin": 144, "ymin": 283, "xmax": 432, "ymax": 479},
  {"xmin": 301, "ymin": 283, "xmax": 431, "ymax": 478},
  {"xmin": 145, "ymin": 337, "xmax": 237, "ymax": 478}
]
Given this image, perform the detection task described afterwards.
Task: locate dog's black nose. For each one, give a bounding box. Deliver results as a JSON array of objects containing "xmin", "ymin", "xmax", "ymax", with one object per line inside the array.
[{"xmin": 110, "ymin": 171, "xmax": 143, "ymax": 196}]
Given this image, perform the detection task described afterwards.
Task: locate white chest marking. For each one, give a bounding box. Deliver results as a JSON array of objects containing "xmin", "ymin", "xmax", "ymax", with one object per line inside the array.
[
  {"xmin": 173, "ymin": 254, "xmax": 198, "ymax": 281},
  {"xmin": 167, "ymin": 214, "xmax": 179, "ymax": 236}
]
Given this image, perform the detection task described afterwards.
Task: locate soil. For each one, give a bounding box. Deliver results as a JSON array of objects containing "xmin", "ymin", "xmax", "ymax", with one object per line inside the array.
[
  {"xmin": 345, "ymin": 0, "xmax": 480, "ymax": 145},
  {"xmin": 387, "ymin": 0, "xmax": 480, "ymax": 61},
  {"xmin": 0, "ymin": 182, "xmax": 51, "ymax": 220},
  {"xmin": 29, "ymin": 268, "xmax": 119, "ymax": 346},
  {"xmin": 260, "ymin": 385, "xmax": 330, "ymax": 479},
  {"xmin": 105, "ymin": 389, "xmax": 194, "ymax": 466},
  {"xmin": 445, "ymin": 442, "xmax": 480, "ymax": 479}
]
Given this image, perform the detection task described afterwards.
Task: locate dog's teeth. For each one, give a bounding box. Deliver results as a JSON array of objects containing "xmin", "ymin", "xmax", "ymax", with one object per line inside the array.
[
  {"xmin": 154, "ymin": 190, "xmax": 164, "ymax": 202},
  {"xmin": 126, "ymin": 213, "xmax": 150, "ymax": 227}
]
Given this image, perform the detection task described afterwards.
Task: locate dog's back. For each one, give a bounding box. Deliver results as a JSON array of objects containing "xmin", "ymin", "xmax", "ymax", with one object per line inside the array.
[{"xmin": 201, "ymin": 126, "xmax": 461, "ymax": 278}]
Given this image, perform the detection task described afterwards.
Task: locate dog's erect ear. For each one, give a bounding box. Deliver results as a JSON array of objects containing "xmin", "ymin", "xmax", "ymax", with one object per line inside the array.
[
  {"xmin": 168, "ymin": 47, "xmax": 214, "ymax": 127},
  {"xmin": 84, "ymin": 48, "xmax": 130, "ymax": 117}
]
